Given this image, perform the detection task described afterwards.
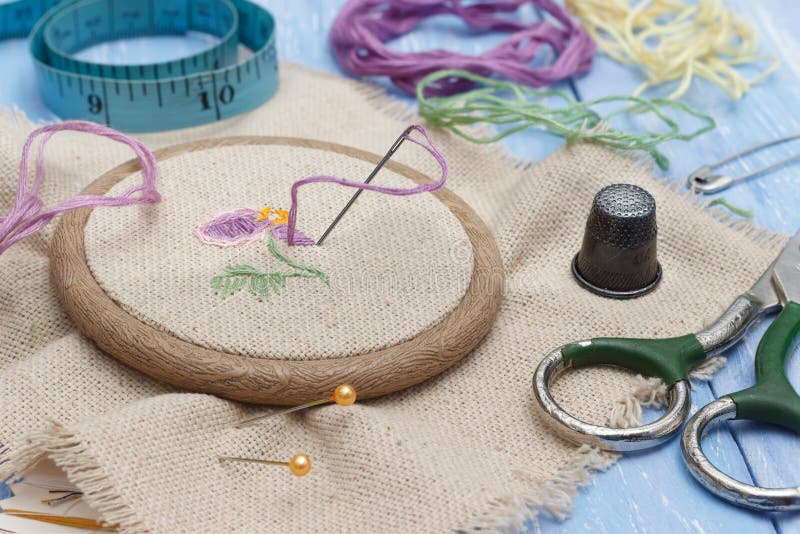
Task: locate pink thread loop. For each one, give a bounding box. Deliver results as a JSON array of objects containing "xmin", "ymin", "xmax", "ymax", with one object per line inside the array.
[
  {"xmin": 329, "ymin": 0, "xmax": 595, "ymax": 95},
  {"xmin": 0, "ymin": 120, "xmax": 161, "ymax": 255},
  {"xmin": 286, "ymin": 124, "xmax": 447, "ymax": 245}
]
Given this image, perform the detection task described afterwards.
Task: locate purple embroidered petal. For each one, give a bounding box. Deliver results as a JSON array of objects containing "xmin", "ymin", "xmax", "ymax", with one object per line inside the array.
[
  {"xmin": 270, "ymin": 223, "xmax": 315, "ymax": 246},
  {"xmin": 194, "ymin": 208, "xmax": 270, "ymax": 247}
]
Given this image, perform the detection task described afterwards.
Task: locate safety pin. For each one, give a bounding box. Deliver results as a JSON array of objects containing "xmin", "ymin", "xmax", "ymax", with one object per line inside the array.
[
  {"xmin": 315, "ymin": 126, "xmax": 415, "ymax": 245},
  {"xmin": 687, "ymin": 133, "xmax": 800, "ymax": 194}
]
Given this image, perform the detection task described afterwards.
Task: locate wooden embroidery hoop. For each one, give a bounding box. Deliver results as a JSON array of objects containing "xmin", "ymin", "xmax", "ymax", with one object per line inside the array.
[{"xmin": 51, "ymin": 136, "xmax": 504, "ymax": 405}]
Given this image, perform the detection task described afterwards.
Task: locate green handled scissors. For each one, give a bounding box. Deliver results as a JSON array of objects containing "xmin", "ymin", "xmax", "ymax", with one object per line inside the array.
[{"xmin": 533, "ymin": 230, "xmax": 800, "ymax": 511}]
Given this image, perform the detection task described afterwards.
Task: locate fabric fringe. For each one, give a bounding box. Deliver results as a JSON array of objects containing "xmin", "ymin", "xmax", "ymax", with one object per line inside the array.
[
  {"xmin": 0, "ymin": 422, "xmax": 145, "ymax": 533},
  {"xmin": 0, "ymin": 438, "xmax": 44, "ymax": 486},
  {"xmin": 461, "ymin": 445, "xmax": 617, "ymax": 532}
]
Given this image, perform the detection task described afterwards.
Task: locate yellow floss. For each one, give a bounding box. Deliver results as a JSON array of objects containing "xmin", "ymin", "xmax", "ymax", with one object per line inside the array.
[{"xmin": 566, "ymin": 0, "xmax": 780, "ymax": 99}]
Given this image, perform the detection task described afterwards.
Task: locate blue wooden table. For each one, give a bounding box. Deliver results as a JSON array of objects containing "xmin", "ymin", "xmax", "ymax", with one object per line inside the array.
[{"xmin": 1, "ymin": 1, "xmax": 799, "ymax": 532}]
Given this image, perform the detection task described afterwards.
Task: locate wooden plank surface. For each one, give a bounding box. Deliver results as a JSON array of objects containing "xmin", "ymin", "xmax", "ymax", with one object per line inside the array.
[{"xmin": 1, "ymin": 1, "xmax": 798, "ymax": 532}]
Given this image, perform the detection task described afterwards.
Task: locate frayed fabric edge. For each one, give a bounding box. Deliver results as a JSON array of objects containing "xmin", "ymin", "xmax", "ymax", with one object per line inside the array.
[
  {"xmin": 0, "ymin": 422, "xmax": 148, "ymax": 533},
  {"xmin": 462, "ymin": 445, "xmax": 617, "ymax": 533}
]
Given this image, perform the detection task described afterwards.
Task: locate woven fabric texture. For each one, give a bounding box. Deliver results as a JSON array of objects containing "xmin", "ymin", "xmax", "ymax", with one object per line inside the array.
[
  {"xmin": 0, "ymin": 64, "xmax": 784, "ymax": 533},
  {"xmin": 84, "ymin": 145, "xmax": 473, "ymax": 360}
]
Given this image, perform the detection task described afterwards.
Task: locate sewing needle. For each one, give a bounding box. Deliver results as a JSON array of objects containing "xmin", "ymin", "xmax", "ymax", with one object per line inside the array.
[{"xmin": 315, "ymin": 126, "xmax": 414, "ymax": 245}]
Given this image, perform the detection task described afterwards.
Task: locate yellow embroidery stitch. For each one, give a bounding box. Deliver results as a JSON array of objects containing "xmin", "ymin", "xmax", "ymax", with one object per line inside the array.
[
  {"xmin": 255, "ymin": 207, "xmax": 288, "ymax": 225},
  {"xmin": 255, "ymin": 207, "xmax": 272, "ymax": 222},
  {"xmin": 272, "ymin": 208, "xmax": 289, "ymax": 225}
]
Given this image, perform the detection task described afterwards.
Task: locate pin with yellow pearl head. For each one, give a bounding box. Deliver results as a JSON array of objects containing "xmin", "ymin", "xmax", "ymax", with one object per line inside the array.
[
  {"xmin": 219, "ymin": 453, "xmax": 312, "ymax": 477},
  {"xmin": 235, "ymin": 384, "xmax": 357, "ymax": 429}
]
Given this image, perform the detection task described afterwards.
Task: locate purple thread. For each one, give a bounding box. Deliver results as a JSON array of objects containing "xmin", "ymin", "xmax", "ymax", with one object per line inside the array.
[
  {"xmin": 0, "ymin": 121, "xmax": 160, "ymax": 255},
  {"xmin": 286, "ymin": 124, "xmax": 446, "ymax": 245},
  {"xmin": 329, "ymin": 0, "xmax": 595, "ymax": 95}
]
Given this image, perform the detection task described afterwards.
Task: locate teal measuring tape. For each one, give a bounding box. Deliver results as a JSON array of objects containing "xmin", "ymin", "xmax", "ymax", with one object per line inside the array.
[{"xmin": 1, "ymin": 0, "xmax": 278, "ymax": 132}]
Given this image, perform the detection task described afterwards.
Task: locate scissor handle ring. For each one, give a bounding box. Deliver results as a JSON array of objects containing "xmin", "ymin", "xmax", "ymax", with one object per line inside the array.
[
  {"xmin": 681, "ymin": 396, "xmax": 800, "ymax": 511},
  {"xmin": 532, "ymin": 347, "xmax": 692, "ymax": 452}
]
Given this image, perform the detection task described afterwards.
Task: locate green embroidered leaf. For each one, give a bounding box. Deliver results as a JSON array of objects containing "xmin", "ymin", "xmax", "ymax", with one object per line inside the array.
[{"xmin": 210, "ymin": 236, "xmax": 330, "ymax": 302}]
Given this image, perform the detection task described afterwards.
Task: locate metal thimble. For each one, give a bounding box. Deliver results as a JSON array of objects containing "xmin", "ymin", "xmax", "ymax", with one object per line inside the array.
[{"xmin": 572, "ymin": 184, "xmax": 662, "ymax": 299}]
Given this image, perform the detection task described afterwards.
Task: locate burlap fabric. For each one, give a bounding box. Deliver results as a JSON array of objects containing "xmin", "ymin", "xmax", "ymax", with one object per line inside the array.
[{"xmin": 0, "ymin": 64, "xmax": 784, "ymax": 532}]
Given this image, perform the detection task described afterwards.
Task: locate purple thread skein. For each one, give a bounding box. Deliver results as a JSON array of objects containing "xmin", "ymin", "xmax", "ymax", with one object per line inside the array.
[
  {"xmin": 329, "ymin": 0, "xmax": 595, "ymax": 95},
  {"xmin": 286, "ymin": 124, "xmax": 447, "ymax": 246},
  {"xmin": 0, "ymin": 120, "xmax": 161, "ymax": 255}
]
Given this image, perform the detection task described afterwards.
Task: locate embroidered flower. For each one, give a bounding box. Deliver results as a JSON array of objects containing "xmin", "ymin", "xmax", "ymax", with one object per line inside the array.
[
  {"xmin": 195, "ymin": 206, "xmax": 315, "ymax": 247},
  {"xmin": 199, "ymin": 208, "xmax": 326, "ymax": 301}
]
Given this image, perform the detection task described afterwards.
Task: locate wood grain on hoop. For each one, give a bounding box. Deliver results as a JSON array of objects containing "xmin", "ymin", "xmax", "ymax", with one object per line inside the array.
[{"xmin": 50, "ymin": 136, "xmax": 504, "ymax": 405}]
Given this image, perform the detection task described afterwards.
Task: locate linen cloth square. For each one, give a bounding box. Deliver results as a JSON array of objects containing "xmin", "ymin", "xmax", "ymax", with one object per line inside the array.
[{"xmin": 0, "ymin": 64, "xmax": 783, "ymax": 532}]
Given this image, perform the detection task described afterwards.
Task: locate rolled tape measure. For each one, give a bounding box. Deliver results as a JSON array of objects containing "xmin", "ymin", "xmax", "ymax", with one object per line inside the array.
[{"xmin": 1, "ymin": 0, "xmax": 278, "ymax": 132}]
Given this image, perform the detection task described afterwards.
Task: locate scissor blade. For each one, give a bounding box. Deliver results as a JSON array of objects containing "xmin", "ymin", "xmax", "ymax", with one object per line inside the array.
[
  {"xmin": 771, "ymin": 230, "xmax": 800, "ymax": 305},
  {"xmin": 746, "ymin": 259, "xmax": 782, "ymax": 312}
]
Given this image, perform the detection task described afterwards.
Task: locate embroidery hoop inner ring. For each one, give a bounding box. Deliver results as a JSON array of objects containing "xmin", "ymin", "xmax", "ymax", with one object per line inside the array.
[{"xmin": 51, "ymin": 136, "xmax": 504, "ymax": 405}]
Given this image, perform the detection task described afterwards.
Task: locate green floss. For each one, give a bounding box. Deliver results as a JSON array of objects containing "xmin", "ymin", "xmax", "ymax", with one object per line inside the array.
[{"xmin": 416, "ymin": 69, "xmax": 717, "ymax": 171}]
